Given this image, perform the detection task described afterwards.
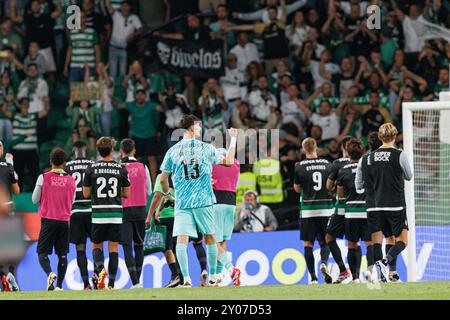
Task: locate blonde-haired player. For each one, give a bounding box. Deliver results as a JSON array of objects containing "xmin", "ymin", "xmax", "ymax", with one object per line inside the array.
[{"xmin": 361, "ymin": 124, "xmax": 413, "ymax": 282}]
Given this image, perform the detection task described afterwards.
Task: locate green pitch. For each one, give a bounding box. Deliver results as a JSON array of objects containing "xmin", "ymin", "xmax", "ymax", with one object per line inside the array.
[{"xmin": 2, "ymin": 282, "xmax": 450, "ymax": 300}]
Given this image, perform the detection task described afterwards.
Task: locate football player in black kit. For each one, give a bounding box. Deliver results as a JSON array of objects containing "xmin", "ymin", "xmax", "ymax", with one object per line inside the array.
[
  {"xmin": 65, "ymin": 141, "xmax": 95, "ymax": 290},
  {"xmin": 83, "ymin": 137, "xmax": 131, "ymax": 290},
  {"xmin": 336, "ymin": 138, "xmax": 371, "ymax": 283},
  {"xmin": 356, "ymin": 132, "xmax": 399, "ymax": 282},
  {"xmin": 324, "ymin": 136, "xmax": 352, "ymax": 284},
  {"xmin": 294, "ymin": 138, "xmax": 334, "ymax": 284},
  {"xmin": 0, "ymin": 141, "xmax": 20, "ymax": 291},
  {"xmin": 359, "ymin": 124, "xmax": 413, "ymax": 282}
]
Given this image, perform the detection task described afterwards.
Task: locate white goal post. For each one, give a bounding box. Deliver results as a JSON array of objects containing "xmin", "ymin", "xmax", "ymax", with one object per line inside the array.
[{"xmin": 403, "ymin": 93, "xmax": 450, "ymax": 282}]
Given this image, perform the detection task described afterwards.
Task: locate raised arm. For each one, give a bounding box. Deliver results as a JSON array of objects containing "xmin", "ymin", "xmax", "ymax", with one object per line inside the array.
[
  {"xmin": 279, "ymin": 0, "xmax": 287, "ymax": 24},
  {"xmin": 222, "ymin": 128, "xmax": 238, "ymax": 166},
  {"xmin": 104, "ymin": 0, "xmax": 114, "ymax": 16},
  {"xmin": 390, "ymin": 0, "xmax": 405, "ymax": 22}
]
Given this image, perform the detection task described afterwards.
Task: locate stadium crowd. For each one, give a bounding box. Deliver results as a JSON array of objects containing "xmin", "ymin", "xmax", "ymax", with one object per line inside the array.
[{"xmin": 0, "ymin": 0, "xmax": 449, "ymax": 230}]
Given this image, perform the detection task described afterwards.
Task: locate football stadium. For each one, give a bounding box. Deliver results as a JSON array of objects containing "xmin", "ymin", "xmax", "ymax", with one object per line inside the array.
[{"xmin": 1, "ymin": 0, "xmax": 450, "ymax": 302}]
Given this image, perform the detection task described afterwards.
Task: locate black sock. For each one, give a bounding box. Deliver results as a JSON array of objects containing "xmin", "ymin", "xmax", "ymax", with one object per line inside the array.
[
  {"xmin": 304, "ymin": 247, "xmax": 317, "ymax": 281},
  {"xmin": 366, "ymin": 245, "xmax": 374, "ymax": 267},
  {"xmin": 76, "ymin": 251, "xmax": 89, "ymax": 287},
  {"xmin": 355, "ymin": 246, "xmax": 362, "ymax": 276},
  {"xmin": 373, "ymin": 243, "xmax": 383, "ymax": 262},
  {"xmin": 320, "ymin": 244, "xmax": 330, "ymax": 265},
  {"xmin": 328, "ymin": 240, "xmax": 346, "ymax": 272},
  {"xmin": 168, "ymin": 263, "xmax": 179, "ymax": 278},
  {"xmin": 134, "ymin": 244, "xmax": 144, "ymax": 280},
  {"xmin": 38, "ymin": 254, "xmax": 52, "ymax": 275},
  {"xmin": 386, "ymin": 241, "xmax": 406, "ymax": 267},
  {"xmin": 193, "ymin": 242, "xmax": 207, "ymax": 271},
  {"xmin": 57, "ymin": 256, "xmax": 68, "ymax": 288},
  {"xmin": 385, "ymin": 244, "xmax": 397, "ymax": 271},
  {"xmin": 348, "ymin": 248, "xmax": 357, "ymax": 279},
  {"xmin": 92, "ymin": 248, "xmax": 105, "ymax": 272},
  {"xmin": 108, "ymin": 252, "xmax": 119, "ymax": 288},
  {"xmin": 123, "ymin": 244, "xmax": 138, "ymax": 285}
]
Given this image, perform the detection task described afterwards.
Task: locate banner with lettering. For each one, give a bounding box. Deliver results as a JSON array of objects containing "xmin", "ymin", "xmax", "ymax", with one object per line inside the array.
[{"xmin": 154, "ymin": 37, "xmax": 224, "ymax": 79}]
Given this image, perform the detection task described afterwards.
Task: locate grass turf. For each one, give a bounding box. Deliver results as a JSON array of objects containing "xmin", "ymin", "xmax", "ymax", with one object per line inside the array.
[{"xmin": 2, "ymin": 282, "xmax": 450, "ymax": 300}]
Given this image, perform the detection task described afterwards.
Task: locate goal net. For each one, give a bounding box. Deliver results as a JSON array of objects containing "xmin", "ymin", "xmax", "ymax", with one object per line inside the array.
[{"xmin": 403, "ymin": 96, "xmax": 450, "ymax": 282}]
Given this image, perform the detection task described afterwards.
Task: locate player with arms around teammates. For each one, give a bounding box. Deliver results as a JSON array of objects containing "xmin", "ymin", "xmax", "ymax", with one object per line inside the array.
[
  {"xmin": 159, "ymin": 115, "xmax": 241, "ymax": 287},
  {"xmin": 294, "ymin": 138, "xmax": 334, "ymax": 284},
  {"xmin": 211, "ymin": 135, "xmax": 240, "ymax": 285},
  {"xmin": 324, "ymin": 136, "xmax": 352, "ymax": 284},
  {"xmin": 120, "ymin": 138, "xmax": 152, "ymax": 289},
  {"xmin": 83, "ymin": 137, "xmax": 130, "ymax": 290},
  {"xmin": 32, "ymin": 148, "xmax": 76, "ymax": 290},
  {"xmin": 64, "ymin": 141, "xmax": 95, "ymax": 290},
  {"xmin": 361, "ymin": 124, "xmax": 413, "ymax": 282},
  {"xmin": 336, "ymin": 138, "xmax": 372, "ymax": 283}
]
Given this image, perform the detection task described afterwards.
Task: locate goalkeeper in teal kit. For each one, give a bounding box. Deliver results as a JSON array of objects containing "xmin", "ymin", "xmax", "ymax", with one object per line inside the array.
[{"xmin": 160, "ymin": 115, "xmax": 241, "ymax": 287}]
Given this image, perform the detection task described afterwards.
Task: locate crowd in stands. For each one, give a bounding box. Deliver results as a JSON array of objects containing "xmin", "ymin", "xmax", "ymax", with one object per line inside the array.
[{"xmin": 0, "ymin": 0, "xmax": 449, "ymax": 229}]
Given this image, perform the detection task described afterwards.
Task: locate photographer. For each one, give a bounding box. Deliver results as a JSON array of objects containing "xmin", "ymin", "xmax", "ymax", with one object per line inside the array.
[
  {"xmin": 234, "ymin": 190, "xmax": 278, "ymax": 233},
  {"xmin": 198, "ymin": 78, "xmax": 227, "ymax": 134}
]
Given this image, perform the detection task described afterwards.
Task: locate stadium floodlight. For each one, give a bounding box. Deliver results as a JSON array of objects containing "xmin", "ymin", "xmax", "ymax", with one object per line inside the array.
[{"xmin": 403, "ymin": 92, "xmax": 450, "ymax": 282}]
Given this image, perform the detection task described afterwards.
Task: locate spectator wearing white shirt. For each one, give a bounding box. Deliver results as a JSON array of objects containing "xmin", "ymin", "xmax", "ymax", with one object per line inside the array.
[
  {"xmin": 281, "ymin": 83, "xmax": 307, "ymax": 131},
  {"xmin": 285, "ymin": 11, "xmax": 310, "ymax": 50},
  {"xmin": 298, "ymin": 99, "xmax": 344, "ymax": 141},
  {"xmin": 105, "ymin": 0, "xmax": 144, "ymax": 78},
  {"xmin": 17, "ymin": 63, "xmax": 49, "ymax": 114},
  {"xmin": 233, "ymin": 0, "xmax": 307, "ymax": 25},
  {"xmin": 248, "ymin": 75, "xmax": 278, "ymax": 127},
  {"xmin": 219, "ymin": 53, "xmax": 247, "ymax": 126},
  {"xmin": 230, "ymin": 32, "xmax": 260, "ymax": 73},
  {"xmin": 23, "ymin": 42, "xmax": 47, "ymax": 77}
]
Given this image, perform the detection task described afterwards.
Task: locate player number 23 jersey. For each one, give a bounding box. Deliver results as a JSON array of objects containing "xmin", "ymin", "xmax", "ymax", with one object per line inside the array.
[{"xmin": 83, "ymin": 160, "xmax": 130, "ymax": 224}]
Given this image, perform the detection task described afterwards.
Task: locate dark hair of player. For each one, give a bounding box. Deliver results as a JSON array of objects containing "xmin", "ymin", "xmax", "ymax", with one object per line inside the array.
[
  {"xmin": 120, "ymin": 138, "xmax": 135, "ymax": 155},
  {"xmin": 179, "ymin": 114, "xmax": 200, "ymax": 130},
  {"xmin": 368, "ymin": 131, "xmax": 382, "ymax": 151},
  {"xmin": 302, "ymin": 137, "xmax": 317, "ymax": 154},
  {"xmin": 73, "ymin": 140, "xmax": 87, "ymax": 158},
  {"xmin": 50, "ymin": 148, "xmax": 67, "ymax": 167},
  {"xmin": 96, "ymin": 137, "xmax": 116, "ymax": 157},
  {"xmin": 341, "ymin": 136, "xmax": 352, "ymax": 152},
  {"xmin": 346, "ymin": 138, "xmax": 365, "ymax": 161}
]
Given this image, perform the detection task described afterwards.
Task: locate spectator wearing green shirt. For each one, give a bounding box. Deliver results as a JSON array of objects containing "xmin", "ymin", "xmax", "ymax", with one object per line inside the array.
[
  {"xmin": 64, "ymin": 11, "xmax": 100, "ymax": 82},
  {"xmin": 146, "ymin": 173, "xmax": 181, "ymax": 288},
  {"xmin": 380, "ymin": 28, "xmax": 399, "ymax": 70},
  {"xmin": 118, "ymin": 89, "xmax": 159, "ymax": 184}
]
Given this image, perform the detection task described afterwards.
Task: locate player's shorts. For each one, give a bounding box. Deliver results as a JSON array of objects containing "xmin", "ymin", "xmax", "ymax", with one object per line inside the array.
[
  {"xmin": 345, "ymin": 218, "xmax": 371, "ymax": 242},
  {"xmin": 325, "ymin": 213, "xmax": 345, "ymax": 238},
  {"xmin": 368, "ymin": 209, "xmax": 408, "ymax": 238},
  {"xmin": 214, "ymin": 204, "xmax": 236, "ymax": 242},
  {"xmin": 132, "ymin": 136, "xmax": 158, "ymax": 157},
  {"xmin": 121, "ymin": 219, "xmax": 145, "ymax": 246},
  {"xmin": 92, "ymin": 223, "xmax": 122, "ymax": 243},
  {"xmin": 189, "ymin": 231, "xmax": 203, "ymax": 242},
  {"xmin": 37, "ymin": 218, "xmax": 69, "ymax": 256},
  {"xmin": 159, "ymin": 217, "xmax": 175, "ymax": 252},
  {"xmin": 69, "ymin": 213, "xmax": 92, "ymax": 245},
  {"xmin": 300, "ymin": 217, "xmax": 329, "ymax": 243},
  {"xmin": 173, "ymin": 205, "xmax": 215, "ymax": 238}
]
